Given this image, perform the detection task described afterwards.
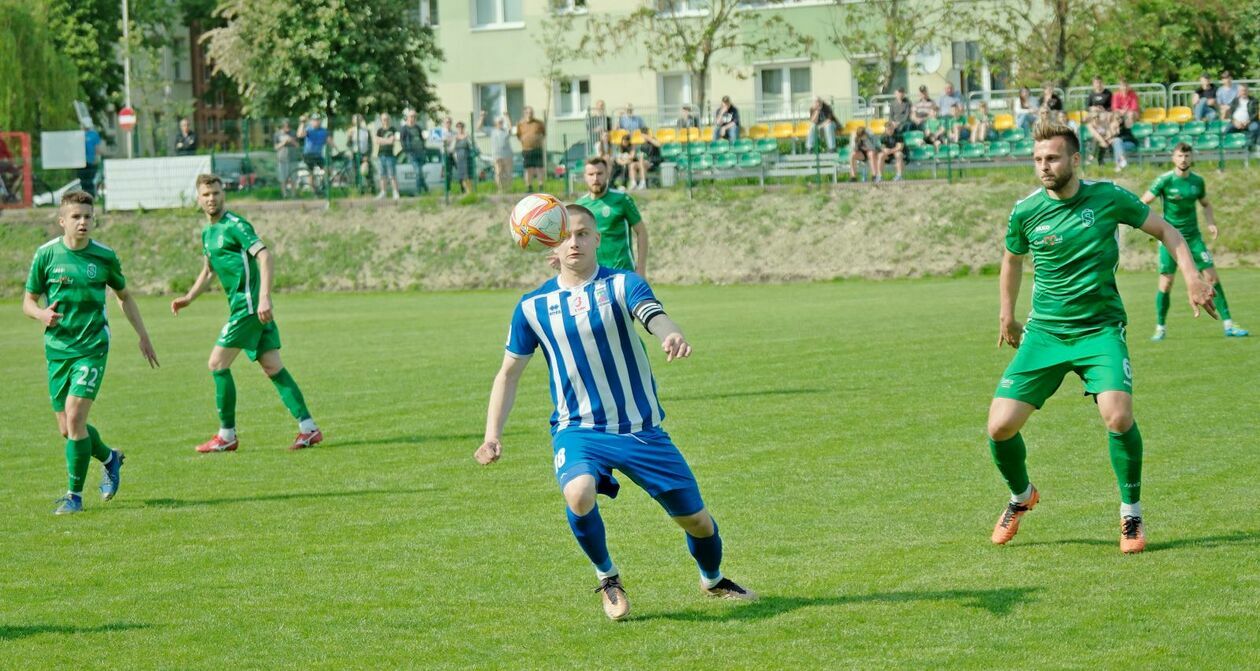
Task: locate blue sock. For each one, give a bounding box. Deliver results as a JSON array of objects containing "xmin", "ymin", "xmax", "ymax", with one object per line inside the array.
[
  {"xmin": 686, "ymin": 519, "xmax": 723, "ymax": 581},
  {"xmin": 566, "ymin": 505, "xmax": 613, "ymax": 574}
]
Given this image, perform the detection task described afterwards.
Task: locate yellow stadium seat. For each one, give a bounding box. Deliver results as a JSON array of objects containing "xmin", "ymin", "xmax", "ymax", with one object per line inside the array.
[
  {"xmin": 792, "ymin": 121, "xmax": 812, "ymax": 138},
  {"xmin": 685, "ymin": 127, "xmax": 702, "ymax": 143},
  {"xmin": 994, "ymin": 114, "xmax": 1015, "ymax": 131},
  {"xmin": 771, "ymin": 122, "xmax": 794, "ymax": 139},
  {"xmin": 609, "ymin": 129, "xmax": 628, "ymax": 144},
  {"xmin": 1140, "ymin": 107, "xmax": 1166, "ymax": 123},
  {"xmin": 655, "ymin": 128, "xmax": 677, "ymax": 143},
  {"xmin": 630, "ymin": 130, "xmax": 645, "ymax": 145},
  {"xmin": 842, "ymin": 119, "xmax": 867, "ymax": 135},
  {"xmin": 1167, "ymin": 106, "xmax": 1193, "ymax": 123},
  {"xmin": 1067, "ymin": 110, "xmax": 1085, "ymax": 124},
  {"xmin": 748, "ymin": 124, "xmax": 770, "ymax": 139},
  {"xmin": 868, "ymin": 119, "xmax": 888, "ymax": 134},
  {"xmin": 700, "ymin": 126, "xmax": 715, "ymax": 139}
]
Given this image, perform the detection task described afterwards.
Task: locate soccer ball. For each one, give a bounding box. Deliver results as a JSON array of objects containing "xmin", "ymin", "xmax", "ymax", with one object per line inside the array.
[{"xmin": 510, "ymin": 193, "xmax": 569, "ymax": 252}]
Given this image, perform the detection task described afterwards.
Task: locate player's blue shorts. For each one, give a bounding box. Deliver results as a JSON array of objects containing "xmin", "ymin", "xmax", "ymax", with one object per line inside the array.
[{"xmin": 552, "ymin": 426, "xmax": 705, "ymax": 516}]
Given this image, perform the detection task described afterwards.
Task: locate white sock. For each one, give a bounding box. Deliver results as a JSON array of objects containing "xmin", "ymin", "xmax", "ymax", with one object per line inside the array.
[
  {"xmin": 1121, "ymin": 502, "xmax": 1142, "ymax": 518},
  {"xmin": 218, "ymin": 428, "xmax": 237, "ymax": 442},
  {"xmin": 298, "ymin": 418, "xmax": 318, "ymax": 434},
  {"xmin": 1154, "ymin": 324, "xmax": 1166, "ymax": 333},
  {"xmin": 1224, "ymin": 319, "xmax": 1234, "ymax": 330},
  {"xmin": 595, "ymin": 564, "xmax": 619, "ymax": 581},
  {"xmin": 1011, "ymin": 484, "xmax": 1034, "ymax": 504},
  {"xmin": 700, "ymin": 573, "xmax": 724, "ymax": 590},
  {"xmin": 101, "ymin": 451, "xmax": 114, "ymax": 466}
]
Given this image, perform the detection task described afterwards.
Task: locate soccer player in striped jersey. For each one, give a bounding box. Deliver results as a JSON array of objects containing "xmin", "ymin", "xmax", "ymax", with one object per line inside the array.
[
  {"xmin": 475, "ymin": 204, "xmax": 755, "ymax": 620},
  {"xmin": 171, "ymin": 174, "xmax": 322, "ymax": 452},
  {"xmin": 987, "ymin": 122, "xmax": 1216, "ymax": 554},
  {"xmin": 23, "ymin": 190, "xmax": 159, "ymax": 514}
]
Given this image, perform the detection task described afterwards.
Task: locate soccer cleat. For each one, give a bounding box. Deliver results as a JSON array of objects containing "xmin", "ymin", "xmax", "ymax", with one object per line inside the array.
[
  {"xmin": 1151, "ymin": 328, "xmax": 1166, "ymax": 342},
  {"xmin": 54, "ymin": 494, "xmax": 83, "ymax": 515},
  {"xmin": 289, "ymin": 429, "xmax": 324, "ymax": 451},
  {"xmin": 195, "ymin": 435, "xmax": 238, "ymax": 453},
  {"xmin": 1224, "ymin": 325, "xmax": 1250, "ymax": 338},
  {"xmin": 1121, "ymin": 515, "xmax": 1146, "ymax": 554},
  {"xmin": 99, "ymin": 450, "xmax": 125, "ymax": 501},
  {"xmin": 701, "ymin": 577, "xmax": 759, "ymax": 601},
  {"xmin": 595, "ymin": 575, "xmax": 630, "ymax": 621},
  {"xmin": 991, "ymin": 486, "xmax": 1040, "ymax": 545}
]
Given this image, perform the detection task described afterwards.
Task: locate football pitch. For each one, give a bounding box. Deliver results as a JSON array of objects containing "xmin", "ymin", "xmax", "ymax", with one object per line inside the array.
[{"xmin": 1, "ymin": 272, "xmax": 1257, "ymax": 669}]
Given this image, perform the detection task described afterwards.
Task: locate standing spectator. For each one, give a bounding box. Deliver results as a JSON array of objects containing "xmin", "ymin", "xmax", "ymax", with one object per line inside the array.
[
  {"xmin": 612, "ymin": 133, "xmax": 639, "ymax": 189},
  {"xmin": 676, "ymin": 104, "xmax": 700, "ymax": 130},
  {"xmin": 1038, "ymin": 85, "xmax": 1064, "ymax": 123},
  {"xmin": 1086, "ymin": 76, "xmax": 1112, "ymax": 111},
  {"xmin": 348, "ymin": 114, "xmax": 374, "ymax": 192},
  {"xmin": 712, "ymin": 96, "xmax": 740, "ymax": 142},
  {"xmin": 452, "ymin": 121, "xmax": 475, "ymax": 194},
  {"xmin": 77, "ymin": 124, "xmax": 105, "ymax": 198},
  {"xmin": 374, "ymin": 112, "xmax": 401, "ymax": 200},
  {"xmin": 936, "ymin": 84, "xmax": 962, "ymax": 116},
  {"xmin": 399, "ymin": 109, "xmax": 429, "ymax": 195},
  {"xmin": 911, "ymin": 86, "xmax": 935, "ymax": 129},
  {"xmin": 1215, "ymin": 71, "xmax": 1239, "ymax": 118},
  {"xmin": 175, "ymin": 118, "xmax": 197, "ymax": 155},
  {"xmin": 970, "ymin": 101, "xmax": 994, "ymax": 143},
  {"xmin": 429, "ymin": 116, "xmax": 456, "ymax": 184},
  {"xmin": 297, "ymin": 113, "xmax": 333, "ymax": 193},
  {"xmin": 516, "ymin": 107, "xmax": 547, "ymax": 192},
  {"xmin": 480, "ymin": 110, "xmax": 515, "ymax": 193},
  {"xmin": 587, "ymin": 100, "xmax": 612, "ymax": 151},
  {"xmin": 848, "ymin": 126, "xmax": 879, "ymax": 181},
  {"xmin": 876, "ymin": 122, "xmax": 904, "ymax": 182},
  {"xmin": 1112, "ymin": 79, "xmax": 1140, "ymax": 128},
  {"xmin": 273, "ymin": 119, "xmax": 300, "ymax": 198},
  {"xmin": 888, "ymin": 87, "xmax": 912, "ymax": 133},
  {"xmin": 617, "ymin": 103, "xmax": 645, "ymax": 133},
  {"xmin": 806, "ymin": 96, "xmax": 838, "ymax": 153},
  {"xmin": 1013, "ymin": 87, "xmax": 1037, "ymax": 132},
  {"xmin": 1192, "ymin": 74, "xmax": 1217, "ymax": 121},
  {"xmin": 1225, "ymin": 83, "xmax": 1259, "ymax": 148}
]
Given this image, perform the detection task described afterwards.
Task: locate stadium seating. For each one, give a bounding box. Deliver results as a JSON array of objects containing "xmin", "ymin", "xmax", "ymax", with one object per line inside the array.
[
  {"xmin": 755, "ymin": 138, "xmax": 779, "ymax": 153},
  {"xmin": 1140, "ymin": 107, "xmax": 1167, "ymax": 123},
  {"xmin": 837, "ymin": 145, "xmax": 852, "ymax": 161},
  {"xmin": 630, "ymin": 130, "xmax": 646, "ymax": 145},
  {"xmin": 1167, "ymin": 106, "xmax": 1193, "ymax": 123},
  {"xmin": 1180, "ymin": 121, "xmax": 1206, "ymax": 137},
  {"xmin": 712, "ymin": 153, "xmax": 737, "ymax": 169},
  {"xmin": 1130, "ymin": 122, "xmax": 1154, "ymax": 141},
  {"xmin": 1153, "ymin": 122, "xmax": 1180, "ymax": 138},
  {"xmin": 936, "ymin": 143, "xmax": 961, "ymax": 160},
  {"xmin": 748, "ymin": 124, "xmax": 770, "ymax": 139},
  {"xmin": 1000, "ymin": 128, "xmax": 1027, "ymax": 142},
  {"xmin": 1138, "ymin": 135, "xmax": 1168, "ymax": 155},
  {"xmin": 1010, "ymin": 139, "xmax": 1034, "ymax": 157},
  {"xmin": 683, "ymin": 141, "xmax": 708, "ymax": 155},
  {"xmin": 869, "ymin": 119, "xmax": 888, "ymax": 134},
  {"xmin": 908, "ymin": 145, "xmax": 935, "ymax": 161},
  {"xmin": 682, "ymin": 154, "xmax": 712, "ymax": 171},
  {"xmin": 1206, "ymin": 119, "xmax": 1231, "ymax": 135},
  {"xmin": 655, "ymin": 128, "xmax": 677, "ymax": 143},
  {"xmin": 732, "ymin": 138, "xmax": 755, "ymax": 154},
  {"xmin": 988, "ymin": 141, "xmax": 1011, "ymax": 158},
  {"xmin": 737, "ymin": 152, "xmax": 763, "ymax": 168},
  {"xmin": 771, "ymin": 123, "xmax": 795, "ymax": 140},
  {"xmin": 960, "ymin": 142, "xmax": 989, "ymax": 160},
  {"xmin": 1194, "ymin": 134, "xmax": 1220, "ymax": 151},
  {"xmin": 708, "ymin": 139, "xmax": 731, "ymax": 155},
  {"xmin": 842, "ymin": 119, "xmax": 866, "ymax": 135},
  {"xmin": 1067, "ymin": 110, "xmax": 1085, "ymax": 124},
  {"xmin": 994, "ymin": 114, "xmax": 1015, "ymax": 131},
  {"xmin": 792, "ymin": 122, "xmax": 812, "ymax": 140},
  {"xmin": 1220, "ymin": 132, "xmax": 1250, "ymax": 151},
  {"xmin": 610, "ymin": 129, "xmax": 628, "ymax": 144},
  {"xmin": 902, "ymin": 131, "xmax": 926, "ymax": 148},
  {"xmin": 660, "ymin": 142, "xmax": 683, "ymax": 159}
]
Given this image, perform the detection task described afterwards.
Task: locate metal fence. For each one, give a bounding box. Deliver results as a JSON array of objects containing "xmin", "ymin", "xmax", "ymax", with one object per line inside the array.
[
  {"xmin": 1066, "ymin": 83, "xmax": 1167, "ymax": 112},
  {"xmin": 1168, "ymin": 79, "xmax": 1260, "ymax": 110}
]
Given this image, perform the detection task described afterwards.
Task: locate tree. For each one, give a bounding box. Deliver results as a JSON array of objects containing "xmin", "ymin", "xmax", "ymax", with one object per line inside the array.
[
  {"xmin": 1089, "ymin": 0, "xmax": 1257, "ymax": 84},
  {"xmin": 966, "ymin": 0, "xmax": 1112, "ymax": 87},
  {"xmin": 204, "ymin": 0, "xmax": 444, "ymax": 120},
  {"xmin": 829, "ymin": 0, "xmax": 955, "ymax": 96},
  {"xmin": 582, "ymin": 0, "xmax": 816, "ymax": 117},
  {"xmin": 533, "ymin": 11, "xmax": 577, "ymax": 125},
  {"xmin": 0, "ymin": 2, "xmax": 80, "ymax": 133},
  {"xmin": 42, "ymin": 0, "xmax": 125, "ymax": 122}
]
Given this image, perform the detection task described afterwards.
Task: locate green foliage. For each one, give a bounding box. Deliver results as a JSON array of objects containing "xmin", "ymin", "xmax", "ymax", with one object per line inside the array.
[
  {"xmin": 204, "ymin": 0, "xmax": 444, "ymax": 119},
  {"xmin": 41, "ymin": 0, "xmax": 125, "ymax": 122},
  {"xmin": 0, "ymin": 2, "xmax": 79, "ymax": 133},
  {"xmin": 1090, "ymin": 0, "xmax": 1260, "ymax": 83},
  {"xmin": 829, "ymin": 0, "xmax": 955, "ymax": 96},
  {"xmin": 967, "ymin": 0, "xmax": 1112, "ymax": 87}
]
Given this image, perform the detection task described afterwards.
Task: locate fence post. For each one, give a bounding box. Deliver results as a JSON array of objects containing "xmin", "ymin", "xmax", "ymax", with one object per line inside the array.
[
  {"xmin": 242, "ymin": 118, "xmax": 252, "ymax": 192},
  {"xmin": 685, "ymin": 133, "xmax": 694, "ymax": 200},
  {"xmin": 814, "ymin": 135, "xmax": 821, "ymax": 187}
]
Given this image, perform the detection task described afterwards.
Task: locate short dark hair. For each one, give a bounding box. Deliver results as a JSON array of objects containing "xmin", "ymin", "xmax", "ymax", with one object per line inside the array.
[
  {"xmin": 1172, "ymin": 142, "xmax": 1193, "ymax": 154},
  {"xmin": 196, "ymin": 173, "xmax": 223, "ymax": 189},
  {"xmin": 565, "ymin": 203, "xmax": 595, "ymax": 223},
  {"xmin": 1032, "ymin": 120, "xmax": 1080, "ymax": 155},
  {"xmin": 896, "ymin": 87, "xmax": 905, "ymax": 94},
  {"xmin": 585, "ymin": 156, "xmax": 608, "ymax": 171},
  {"xmin": 1221, "ymin": 70, "xmax": 1232, "ymax": 79},
  {"xmin": 60, "ymin": 190, "xmax": 94, "ymax": 208}
]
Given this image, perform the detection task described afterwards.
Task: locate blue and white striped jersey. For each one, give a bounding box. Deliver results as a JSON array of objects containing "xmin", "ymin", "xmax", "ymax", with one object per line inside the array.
[{"xmin": 506, "ymin": 267, "xmax": 665, "ymax": 435}]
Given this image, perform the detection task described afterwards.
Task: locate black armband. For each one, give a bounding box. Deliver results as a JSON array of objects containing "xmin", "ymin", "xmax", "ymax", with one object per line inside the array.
[{"xmin": 632, "ymin": 299, "xmax": 666, "ymax": 331}]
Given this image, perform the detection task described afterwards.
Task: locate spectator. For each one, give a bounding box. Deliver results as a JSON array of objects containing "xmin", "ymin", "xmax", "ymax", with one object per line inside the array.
[
  {"xmin": 924, "ymin": 107, "xmax": 947, "ymax": 145},
  {"xmin": 593, "ymin": 130, "xmax": 613, "ymax": 161},
  {"xmin": 175, "ymin": 118, "xmax": 197, "ymax": 155},
  {"xmin": 1085, "ymin": 110, "xmax": 1129, "ymax": 171},
  {"xmin": 348, "ymin": 114, "xmax": 374, "ymax": 192},
  {"xmin": 516, "ymin": 106, "xmax": 547, "ymax": 192},
  {"xmin": 374, "ymin": 111, "xmax": 401, "ymax": 200},
  {"xmin": 1038, "ymin": 85, "xmax": 1064, "ymax": 123},
  {"xmin": 1013, "ymin": 87, "xmax": 1037, "ymax": 132},
  {"xmin": 451, "ymin": 121, "xmax": 475, "ymax": 194},
  {"xmin": 676, "ymin": 104, "xmax": 700, "ymax": 130},
  {"xmin": 429, "ymin": 115, "xmax": 456, "ymax": 184},
  {"xmin": 618, "ymin": 103, "xmax": 645, "ymax": 133},
  {"xmin": 848, "ymin": 126, "xmax": 879, "ymax": 181},
  {"xmin": 638, "ymin": 128, "xmax": 662, "ymax": 189},
  {"xmin": 480, "ymin": 110, "xmax": 515, "ymax": 193},
  {"xmin": 1225, "ymin": 83, "xmax": 1259, "ymax": 148},
  {"xmin": 888, "ymin": 87, "xmax": 912, "ymax": 133},
  {"xmin": 876, "ymin": 122, "xmax": 904, "ymax": 182},
  {"xmin": 587, "ymin": 99, "xmax": 612, "ymax": 152},
  {"xmin": 936, "ymin": 83, "xmax": 962, "ymax": 115},
  {"xmin": 1112, "ymin": 79, "xmax": 1140, "ymax": 128},
  {"xmin": 273, "ymin": 119, "xmax": 300, "ymax": 198},
  {"xmin": 946, "ymin": 103, "xmax": 970, "ymax": 144},
  {"xmin": 297, "ymin": 113, "xmax": 333, "ymax": 193},
  {"xmin": 612, "ymin": 133, "xmax": 642, "ymax": 189},
  {"xmin": 911, "ymin": 85, "xmax": 935, "ymax": 129},
  {"xmin": 712, "ymin": 96, "xmax": 740, "ymax": 142},
  {"xmin": 970, "ymin": 101, "xmax": 994, "ymax": 143},
  {"xmin": 400, "ymin": 109, "xmax": 429, "ymax": 195},
  {"xmin": 1086, "ymin": 76, "xmax": 1112, "ymax": 111},
  {"xmin": 1215, "ymin": 71, "xmax": 1239, "ymax": 118},
  {"xmin": 806, "ymin": 96, "xmax": 838, "ymax": 153},
  {"xmin": 77, "ymin": 123, "xmax": 105, "ymax": 198},
  {"xmin": 1192, "ymin": 74, "xmax": 1217, "ymax": 121}
]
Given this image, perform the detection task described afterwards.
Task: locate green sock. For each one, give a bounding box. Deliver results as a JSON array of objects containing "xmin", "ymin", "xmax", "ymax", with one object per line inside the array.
[
  {"xmin": 86, "ymin": 424, "xmax": 111, "ymax": 462},
  {"xmin": 1212, "ymin": 282, "xmax": 1231, "ymax": 321},
  {"xmin": 212, "ymin": 369, "xmax": 236, "ymax": 429},
  {"xmin": 1155, "ymin": 290, "xmax": 1171, "ymax": 326},
  {"xmin": 269, "ymin": 368, "xmax": 311, "ymax": 421},
  {"xmin": 1108, "ymin": 422, "xmax": 1143, "ymax": 504},
  {"xmin": 989, "ymin": 433, "xmax": 1030, "ymax": 496},
  {"xmin": 65, "ymin": 436, "xmax": 92, "ymax": 493}
]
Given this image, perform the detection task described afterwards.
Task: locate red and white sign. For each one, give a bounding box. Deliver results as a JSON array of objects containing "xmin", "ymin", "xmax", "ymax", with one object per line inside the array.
[{"xmin": 118, "ymin": 106, "xmax": 136, "ymax": 132}]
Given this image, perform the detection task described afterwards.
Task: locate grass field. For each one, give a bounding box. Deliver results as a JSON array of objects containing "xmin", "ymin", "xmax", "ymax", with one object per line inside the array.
[{"xmin": 2, "ymin": 273, "xmax": 1258, "ymax": 670}]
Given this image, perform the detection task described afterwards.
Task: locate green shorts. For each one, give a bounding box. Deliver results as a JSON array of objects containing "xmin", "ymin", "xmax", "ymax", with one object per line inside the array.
[
  {"xmin": 994, "ymin": 325, "xmax": 1132, "ymax": 409},
  {"xmin": 48, "ymin": 351, "xmax": 108, "ymax": 411},
  {"xmin": 1158, "ymin": 238, "xmax": 1214, "ymax": 275},
  {"xmin": 216, "ymin": 314, "xmax": 282, "ymax": 361}
]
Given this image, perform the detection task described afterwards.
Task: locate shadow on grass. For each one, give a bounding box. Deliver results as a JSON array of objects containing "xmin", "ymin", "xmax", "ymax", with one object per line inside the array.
[
  {"xmin": 0, "ymin": 622, "xmax": 149, "ymax": 641},
  {"xmin": 666, "ymin": 387, "xmax": 830, "ymax": 402},
  {"xmin": 140, "ymin": 488, "xmax": 440, "ymax": 509},
  {"xmin": 632, "ymin": 587, "xmax": 1040, "ymax": 623},
  {"xmin": 332, "ymin": 432, "xmax": 499, "ymax": 449},
  {"xmin": 1018, "ymin": 530, "xmax": 1260, "ymax": 552}
]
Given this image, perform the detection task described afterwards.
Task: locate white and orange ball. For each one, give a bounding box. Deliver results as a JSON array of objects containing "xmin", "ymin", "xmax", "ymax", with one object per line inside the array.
[{"xmin": 510, "ymin": 193, "xmax": 570, "ymax": 252}]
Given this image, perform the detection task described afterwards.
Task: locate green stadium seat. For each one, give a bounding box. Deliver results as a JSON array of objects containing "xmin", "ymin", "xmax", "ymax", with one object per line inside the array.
[
  {"xmin": 936, "ymin": 143, "xmax": 960, "ymax": 160},
  {"xmin": 837, "ymin": 145, "xmax": 852, "ymax": 161},
  {"xmin": 1180, "ymin": 121, "xmax": 1206, "ymax": 137},
  {"xmin": 755, "ymin": 138, "xmax": 779, "ymax": 153},
  {"xmin": 1010, "ymin": 139, "xmax": 1034, "ymax": 157},
  {"xmin": 901, "ymin": 131, "xmax": 926, "ymax": 148},
  {"xmin": 684, "ymin": 142, "xmax": 709, "ymax": 155},
  {"xmin": 660, "ymin": 142, "xmax": 683, "ymax": 159},
  {"xmin": 988, "ymin": 141, "xmax": 1011, "ymax": 158},
  {"xmin": 1170, "ymin": 134, "xmax": 1196, "ymax": 148},
  {"xmin": 1000, "ymin": 128, "xmax": 1027, "ymax": 142},
  {"xmin": 708, "ymin": 140, "xmax": 731, "ymax": 155},
  {"xmin": 1130, "ymin": 122, "xmax": 1153, "ymax": 140},
  {"xmin": 1153, "ymin": 122, "xmax": 1180, "ymax": 137},
  {"xmin": 1138, "ymin": 136, "xmax": 1168, "ymax": 154},
  {"xmin": 737, "ymin": 152, "xmax": 763, "ymax": 168},
  {"xmin": 732, "ymin": 138, "xmax": 755, "ymax": 154},
  {"xmin": 712, "ymin": 152, "xmax": 737, "ymax": 169},
  {"xmin": 1193, "ymin": 134, "xmax": 1220, "ymax": 151},
  {"xmin": 686, "ymin": 154, "xmax": 713, "ymax": 171},
  {"xmin": 924, "ymin": 119, "xmax": 944, "ymax": 134},
  {"xmin": 1206, "ymin": 119, "xmax": 1231, "ymax": 135},
  {"xmin": 908, "ymin": 145, "xmax": 935, "ymax": 161},
  {"xmin": 1221, "ymin": 132, "xmax": 1250, "ymax": 150},
  {"xmin": 960, "ymin": 142, "xmax": 988, "ymax": 159}
]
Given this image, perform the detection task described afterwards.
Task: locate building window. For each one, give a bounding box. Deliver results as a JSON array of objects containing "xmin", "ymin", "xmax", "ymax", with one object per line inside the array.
[
  {"xmin": 172, "ymin": 37, "xmax": 190, "ymax": 81},
  {"xmin": 473, "ymin": 0, "xmax": 523, "ymax": 27},
  {"xmin": 555, "ymin": 77, "xmax": 590, "ymax": 118},
  {"xmin": 551, "ymin": 0, "xmax": 586, "ymax": 12},
  {"xmin": 756, "ymin": 63, "xmax": 811, "ymax": 119},
  {"xmin": 419, "ymin": 0, "xmax": 439, "ymax": 25},
  {"xmin": 477, "ymin": 82, "xmax": 525, "ymax": 128},
  {"xmin": 658, "ymin": 72, "xmax": 709, "ymax": 122},
  {"xmin": 656, "ymin": 0, "xmax": 709, "ymax": 16}
]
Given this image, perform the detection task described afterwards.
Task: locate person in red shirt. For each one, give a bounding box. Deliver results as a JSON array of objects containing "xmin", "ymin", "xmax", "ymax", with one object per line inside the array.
[{"xmin": 1112, "ymin": 79, "xmax": 1140, "ymax": 128}]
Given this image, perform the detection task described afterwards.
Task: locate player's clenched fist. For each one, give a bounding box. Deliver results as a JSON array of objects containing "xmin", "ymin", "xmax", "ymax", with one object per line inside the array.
[{"xmin": 474, "ymin": 440, "xmax": 502, "ymax": 465}]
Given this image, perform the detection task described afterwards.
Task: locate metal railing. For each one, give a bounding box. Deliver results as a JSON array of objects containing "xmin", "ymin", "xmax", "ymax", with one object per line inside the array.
[
  {"xmin": 1066, "ymin": 83, "xmax": 1166, "ymax": 112},
  {"xmin": 1168, "ymin": 79, "xmax": 1260, "ymax": 109}
]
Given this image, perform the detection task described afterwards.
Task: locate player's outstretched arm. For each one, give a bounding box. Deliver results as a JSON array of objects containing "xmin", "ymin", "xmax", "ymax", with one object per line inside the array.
[
  {"xmin": 1140, "ymin": 212, "xmax": 1217, "ymax": 319},
  {"xmin": 1201, "ymin": 198, "xmax": 1218, "ymax": 240},
  {"xmin": 1139, "ymin": 191, "xmax": 1157, "ymax": 205},
  {"xmin": 171, "ymin": 257, "xmax": 214, "ymax": 315},
  {"xmin": 114, "ymin": 288, "xmax": 159, "ymax": 368},
  {"xmin": 22, "ymin": 292, "xmax": 61, "ymax": 327},
  {"xmin": 644, "ymin": 313, "xmax": 691, "ymax": 362},
  {"xmin": 476, "ymin": 353, "xmax": 531, "ymax": 465},
  {"xmin": 998, "ymin": 250, "xmax": 1025, "ymax": 349},
  {"xmin": 256, "ymin": 248, "xmax": 275, "ymax": 323}
]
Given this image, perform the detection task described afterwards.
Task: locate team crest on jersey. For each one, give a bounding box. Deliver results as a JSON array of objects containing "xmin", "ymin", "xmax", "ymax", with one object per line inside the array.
[
  {"xmin": 86, "ymin": 263, "xmax": 97, "ymax": 278},
  {"xmin": 601, "ymin": 205, "xmax": 612, "ymax": 217},
  {"xmin": 1080, "ymin": 209, "xmax": 1095, "ymax": 228}
]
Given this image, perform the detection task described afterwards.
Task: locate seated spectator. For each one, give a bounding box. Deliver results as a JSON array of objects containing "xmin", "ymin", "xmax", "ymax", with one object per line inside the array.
[
  {"xmin": 1085, "ymin": 110, "xmax": 1129, "ymax": 171},
  {"xmin": 946, "ymin": 103, "xmax": 970, "ymax": 144},
  {"xmin": 1038, "ymin": 85, "xmax": 1064, "ymax": 123},
  {"xmin": 637, "ymin": 127, "xmax": 663, "ymax": 189},
  {"xmin": 1192, "ymin": 74, "xmax": 1218, "ymax": 121},
  {"xmin": 676, "ymin": 104, "xmax": 700, "ymax": 130},
  {"xmin": 912, "ymin": 85, "xmax": 935, "ymax": 130},
  {"xmin": 612, "ymin": 133, "xmax": 641, "ymax": 189},
  {"xmin": 1013, "ymin": 87, "xmax": 1037, "ymax": 132},
  {"xmin": 970, "ymin": 101, "xmax": 994, "ymax": 143},
  {"xmin": 712, "ymin": 96, "xmax": 740, "ymax": 142},
  {"xmin": 888, "ymin": 87, "xmax": 912, "ymax": 133},
  {"xmin": 594, "ymin": 130, "xmax": 613, "ymax": 161},
  {"xmin": 1225, "ymin": 83, "xmax": 1259, "ymax": 148},
  {"xmin": 806, "ymin": 96, "xmax": 838, "ymax": 153},
  {"xmin": 936, "ymin": 83, "xmax": 962, "ymax": 116},
  {"xmin": 618, "ymin": 103, "xmax": 645, "ymax": 133},
  {"xmin": 876, "ymin": 122, "xmax": 904, "ymax": 182},
  {"xmin": 1216, "ymin": 71, "xmax": 1239, "ymax": 118},
  {"xmin": 1086, "ymin": 76, "xmax": 1112, "ymax": 111},
  {"xmin": 848, "ymin": 126, "xmax": 879, "ymax": 181},
  {"xmin": 1112, "ymin": 79, "xmax": 1140, "ymax": 128},
  {"xmin": 924, "ymin": 107, "xmax": 947, "ymax": 145}
]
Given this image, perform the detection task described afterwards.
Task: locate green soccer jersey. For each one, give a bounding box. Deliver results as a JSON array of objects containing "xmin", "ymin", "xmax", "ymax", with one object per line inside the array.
[
  {"xmin": 1006, "ymin": 180, "xmax": 1150, "ymax": 335},
  {"xmin": 575, "ymin": 189, "xmax": 642, "ymax": 270},
  {"xmin": 1147, "ymin": 170, "xmax": 1205, "ymax": 239},
  {"xmin": 25, "ymin": 237, "xmax": 126, "ymax": 360},
  {"xmin": 202, "ymin": 211, "xmax": 266, "ymax": 319}
]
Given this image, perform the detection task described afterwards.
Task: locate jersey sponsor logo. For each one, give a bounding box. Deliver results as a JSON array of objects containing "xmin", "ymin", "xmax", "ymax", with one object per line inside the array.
[
  {"xmin": 1035, "ymin": 224, "xmax": 1051, "ymax": 232},
  {"xmin": 548, "ymin": 302, "xmax": 562, "ymax": 316},
  {"xmin": 594, "ymin": 283, "xmax": 611, "ymax": 306},
  {"xmin": 1038, "ymin": 234, "xmax": 1062, "ymax": 247},
  {"xmin": 1000, "ymin": 378, "xmax": 1014, "ymax": 389},
  {"xmin": 1080, "ymin": 209, "xmax": 1095, "ymax": 228},
  {"xmin": 86, "ymin": 263, "xmax": 97, "ymax": 279},
  {"xmin": 568, "ymin": 293, "xmax": 590, "ymax": 315}
]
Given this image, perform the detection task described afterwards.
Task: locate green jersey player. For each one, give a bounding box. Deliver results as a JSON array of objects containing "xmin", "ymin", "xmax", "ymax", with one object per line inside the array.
[
  {"xmin": 1141, "ymin": 142, "xmax": 1247, "ymax": 339},
  {"xmin": 23, "ymin": 190, "xmax": 160, "ymax": 514},
  {"xmin": 575, "ymin": 157, "xmax": 649, "ymax": 276},
  {"xmin": 171, "ymin": 174, "xmax": 322, "ymax": 452},
  {"xmin": 986, "ymin": 122, "xmax": 1216, "ymax": 554}
]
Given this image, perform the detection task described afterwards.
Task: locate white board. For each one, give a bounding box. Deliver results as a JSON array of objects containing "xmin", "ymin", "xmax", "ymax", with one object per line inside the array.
[
  {"xmin": 103, "ymin": 156, "xmax": 213, "ymax": 211},
  {"xmin": 41, "ymin": 131, "xmax": 87, "ymax": 169}
]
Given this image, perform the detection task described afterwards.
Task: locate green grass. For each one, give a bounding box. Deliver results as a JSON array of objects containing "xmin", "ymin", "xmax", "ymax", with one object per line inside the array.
[{"xmin": 1, "ymin": 274, "xmax": 1257, "ymax": 669}]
